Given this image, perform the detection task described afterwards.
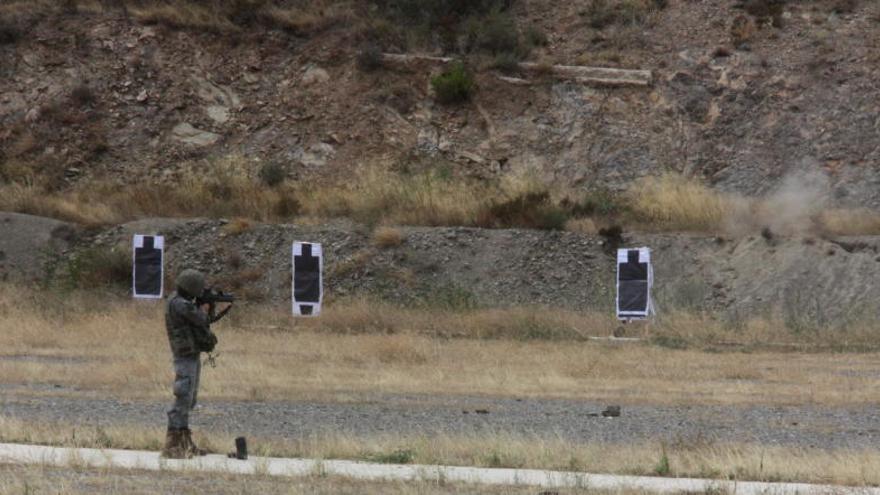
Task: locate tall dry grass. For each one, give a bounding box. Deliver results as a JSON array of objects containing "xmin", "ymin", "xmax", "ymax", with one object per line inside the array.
[
  {"xmin": 627, "ymin": 173, "xmax": 880, "ymax": 236},
  {"xmin": 4, "ymin": 158, "xmax": 880, "ymax": 234},
  {"xmin": 0, "ymin": 160, "xmax": 580, "ymax": 229},
  {"xmin": 2, "ymin": 287, "xmax": 880, "ymax": 406},
  {"xmin": 300, "ymin": 167, "xmax": 491, "ymax": 226},
  {"xmin": 4, "ymin": 415, "xmax": 880, "ymax": 485},
  {"xmin": 627, "ymin": 173, "xmax": 743, "ymax": 232},
  {"xmin": 0, "ymin": 457, "xmax": 548, "ymax": 495},
  {"xmin": 0, "ymin": 155, "xmax": 301, "ymax": 226}
]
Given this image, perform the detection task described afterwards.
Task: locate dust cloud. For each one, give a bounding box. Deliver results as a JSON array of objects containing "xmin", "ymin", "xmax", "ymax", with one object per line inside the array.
[{"xmin": 724, "ymin": 170, "xmax": 832, "ymax": 237}]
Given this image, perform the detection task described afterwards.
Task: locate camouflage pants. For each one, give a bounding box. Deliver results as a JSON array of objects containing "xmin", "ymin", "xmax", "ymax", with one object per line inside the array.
[{"xmin": 167, "ymin": 356, "xmax": 201, "ymax": 430}]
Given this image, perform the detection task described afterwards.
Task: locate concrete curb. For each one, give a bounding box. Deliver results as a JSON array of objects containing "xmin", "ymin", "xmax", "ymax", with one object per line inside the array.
[{"xmin": 0, "ymin": 443, "xmax": 877, "ymax": 494}]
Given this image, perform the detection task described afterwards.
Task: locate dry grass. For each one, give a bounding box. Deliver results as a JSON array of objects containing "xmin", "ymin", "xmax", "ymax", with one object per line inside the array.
[
  {"xmin": 820, "ymin": 208, "xmax": 880, "ymax": 236},
  {"xmin": 564, "ymin": 217, "xmax": 599, "ymax": 234},
  {"xmin": 627, "ymin": 173, "xmax": 880, "ymax": 237},
  {"xmin": 222, "ymin": 217, "xmax": 253, "ymax": 236},
  {"xmin": 0, "ymin": 155, "xmax": 299, "ymax": 226},
  {"xmin": 0, "ymin": 463, "xmax": 546, "ymax": 495},
  {"xmin": 128, "ymin": 2, "xmax": 237, "ymax": 32},
  {"xmin": 4, "ymin": 288, "xmax": 880, "ymax": 485},
  {"xmin": 300, "ymin": 167, "xmax": 490, "ymax": 227},
  {"xmin": 373, "ymin": 226, "xmax": 405, "ymax": 248},
  {"xmin": 627, "ymin": 173, "xmax": 743, "ymax": 232},
  {"xmin": 127, "ymin": 0, "xmax": 352, "ymax": 35},
  {"xmin": 3, "ymin": 416, "xmax": 880, "ymax": 486},
  {"xmin": 3, "ymin": 156, "xmax": 880, "ymax": 236},
  {"xmin": 2, "ymin": 288, "xmax": 880, "ymax": 407},
  {"xmin": 0, "ymin": 0, "xmax": 354, "ymax": 36}
]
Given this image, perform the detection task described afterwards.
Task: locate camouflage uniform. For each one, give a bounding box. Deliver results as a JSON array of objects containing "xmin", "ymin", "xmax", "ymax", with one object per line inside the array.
[
  {"xmin": 162, "ymin": 269, "xmax": 217, "ymax": 458},
  {"xmin": 165, "ymin": 293, "xmax": 215, "ymax": 430}
]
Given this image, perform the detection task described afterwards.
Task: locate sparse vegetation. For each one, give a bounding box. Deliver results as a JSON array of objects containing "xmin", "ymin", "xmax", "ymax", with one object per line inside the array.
[
  {"xmin": 4, "ymin": 165, "xmax": 880, "ymax": 237},
  {"xmin": 627, "ymin": 173, "xmax": 739, "ymax": 232},
  {"xmin": 64, "ymin": 246, "xmax": 130, "ymax": 290},
  {"xmin": 257, "ymin": 161, "xmax": 288, "ymax": 187},
  {"xmin": 222, "ymin": 217, "xmax": 253, "ymax": 235},
  {"xmin": 0, "ymin": 155, "xmax": 302, "ymax": 226},
  {"xmin": 468, "ymin": 9, "xmax": 520, "ymax": 55},
  {"xmin": 7, "ymin": 414, "xmax": 880, "ymax": 486},
  {"xmin": 742, "ymin": 0, "xmax": 785, "ymax": 26},
  {"xmin": 356, "ymin": 44, "xmax": 384, "ymax": 72},
  {"xmin": 366, "ymin": 448, "xmax": 415, "ymax": 464},
  {"xmin": 477, "ymin": 191, "xmax": 568, "ymax": 230},
  {"xmin": 582, "ymin": 0, "xmax": 666, "ymax": 29},
  {"xmin": 4, "ymin": 285, "xmax": 880, "ymax": 485},
  {"xmin": 2, "ymin": 463, "xmax": 568, "ymax": 495},
  {"xmin": 5, "ymin": 285, "xmax": 880, "ymax": 407},
  {"xmin": 524, "ymin": 25, "xmax": 548, "ymax": 47},
  {"xmin": 490, "ymin": 51, "xmax": 521, "ymax": 74},
  {"xmin": 128, "ymin": 0, "xmax": 348, "ymax": 34},
  {"xmin": 372, "ymin": 226, "xmax": 405, "ymax": 248},
  {"xmin": 374, "ymin": 0, "xmax": 515, "ymax": 35},
  {"xmin": 431, "ymin": 62, "xmax": 476, "ymax": 104},
  {"xmin": 654, "ymin": 447, "xmax": 671, "ymax": 475}
]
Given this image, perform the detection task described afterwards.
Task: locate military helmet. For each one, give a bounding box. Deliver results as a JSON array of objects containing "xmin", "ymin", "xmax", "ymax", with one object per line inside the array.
[{"xmin": 175, "ymin": 269, "xmax": 205, "ymax": 297}]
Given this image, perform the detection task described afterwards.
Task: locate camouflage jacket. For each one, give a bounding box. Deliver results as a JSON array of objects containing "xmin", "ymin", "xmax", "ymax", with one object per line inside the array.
[{"xmin": 165, "ymin": 293, "xmax": 217, "ymax": 358}]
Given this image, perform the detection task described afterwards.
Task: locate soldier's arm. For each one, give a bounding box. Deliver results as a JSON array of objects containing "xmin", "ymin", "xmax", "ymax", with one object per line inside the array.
[{"xmin": 175, "ymin": 299, "xmax": 210, "ymax": 330}]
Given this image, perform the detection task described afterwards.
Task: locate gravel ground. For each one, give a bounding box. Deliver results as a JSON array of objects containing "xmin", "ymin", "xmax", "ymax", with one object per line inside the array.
[{"xmin": 3, "ymin": 392, "xmax": 879, "ymax": 451}]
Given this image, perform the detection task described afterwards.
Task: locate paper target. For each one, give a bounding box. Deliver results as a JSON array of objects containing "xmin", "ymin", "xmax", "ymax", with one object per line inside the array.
[
  {"xmin": 616, "ymin": 247, "xmax": 653, "ymax": 320},
  {"xmin": 292, "ymin": 242, "xmax": 323, "ymax": 317},
  {"xmin": 133, "ymin": 235, "xmax": 164, "ymax": 299}
]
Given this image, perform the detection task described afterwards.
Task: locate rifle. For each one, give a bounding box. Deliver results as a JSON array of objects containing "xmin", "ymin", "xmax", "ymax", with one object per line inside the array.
[
  {"xmin": 196, "ymin": 287, "xmax": 234, "ymax": 368},
  {"xmin": 196, "ymin": 287, "xmax": 235, "ymax": 323}
]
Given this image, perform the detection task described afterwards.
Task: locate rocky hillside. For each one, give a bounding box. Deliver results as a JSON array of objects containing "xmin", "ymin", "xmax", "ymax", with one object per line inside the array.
[
  {"xmin": 3, "ymin": 1, "xmax": 880, "ymax": 327},
  {"xmin": 1, "ymin": 0, "xmax": 879, "ymax": 205}
]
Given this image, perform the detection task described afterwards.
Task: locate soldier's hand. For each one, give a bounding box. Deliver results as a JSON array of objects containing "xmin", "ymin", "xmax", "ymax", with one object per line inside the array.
[{"xmin": 200, "ymin": 303, "xmax": 211, "ymax": 313}]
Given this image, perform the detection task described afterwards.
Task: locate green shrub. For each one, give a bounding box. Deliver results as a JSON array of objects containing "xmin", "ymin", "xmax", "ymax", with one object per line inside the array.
[
  {"xmin": 375, "ymin": 0, "xmax": 514, "ymax": 26},
  {"xmin": 273, "ymin": 194, "xmax": 301, "ymax": 218},
  {"xmin": 357, "ymin": 44, "xmax": 384, "ymax": 72},
  {"xmin": 367, "ymin": 449, "xmax": 415, "ymax": 464},
  {"xmin": 66, "ymin": 247, "xmax": 130, "ymax": 289},
  {"xmin": 476, "ymin": 10, "xmax": 520, "ymax": 54},
  {"xmin": 258, "ymin": 161, "xmax": 287, "ymax": 187},
  {"xmin": 479, "ymin": 191, "xmax": 568, "ymax": 230},
  {"xmin": 654, "ymin": 448, "xmax": 671, "ymax": 475},
  {"xmin": 431, "ymin": 62, "xmax": 476, "ymax": 104},
  {"xmin": 583, "ymin": 0, "xmax": 661, "ymax": 29},
  {"xmin": 490, "ymin": 52, "xmax": 521, "ymax": 74},
  {"xmin": 421, "ymin": 284, "xmax": 479, "ymax": 311},
  {"xmin": 525, "ymin": 25, "xmax": 548, "ymax": 47},
  {"xmin": 562, "ymin": 189, "xmax": 624, "ymax": 217}
]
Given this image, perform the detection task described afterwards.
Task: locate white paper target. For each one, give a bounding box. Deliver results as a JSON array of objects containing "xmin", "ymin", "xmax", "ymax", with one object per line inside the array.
[
  {"xmin": 132, "ymin": 235, "xmax": 164, "ymax": 299},
  {"xmin": 616, "ymin": 247, "xmax": 653, "ymax": 320},
  {"xmin": 292, "ymin": 242, "xmax": 323, "ymax": 317}
]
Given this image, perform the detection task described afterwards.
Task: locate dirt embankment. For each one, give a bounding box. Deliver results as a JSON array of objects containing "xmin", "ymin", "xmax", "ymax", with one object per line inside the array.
[{"xmin": 5, "ymin": 212, "xmax": 880, "ymax": 324}]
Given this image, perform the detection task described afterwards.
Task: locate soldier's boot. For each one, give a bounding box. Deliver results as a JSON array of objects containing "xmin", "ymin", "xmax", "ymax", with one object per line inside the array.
[
  {"xmin": 160, "ymin": 429, "xmax": 193, "ymax": 459},
  {"xmin": 183, "ymin": 428, "xmax": 208, "ymax": 456}
]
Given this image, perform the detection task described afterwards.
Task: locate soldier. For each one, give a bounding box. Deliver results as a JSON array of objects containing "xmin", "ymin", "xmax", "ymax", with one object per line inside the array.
[{"xmin": 161, "ymin": 269, "xmax": 229, "ymax": 459}]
